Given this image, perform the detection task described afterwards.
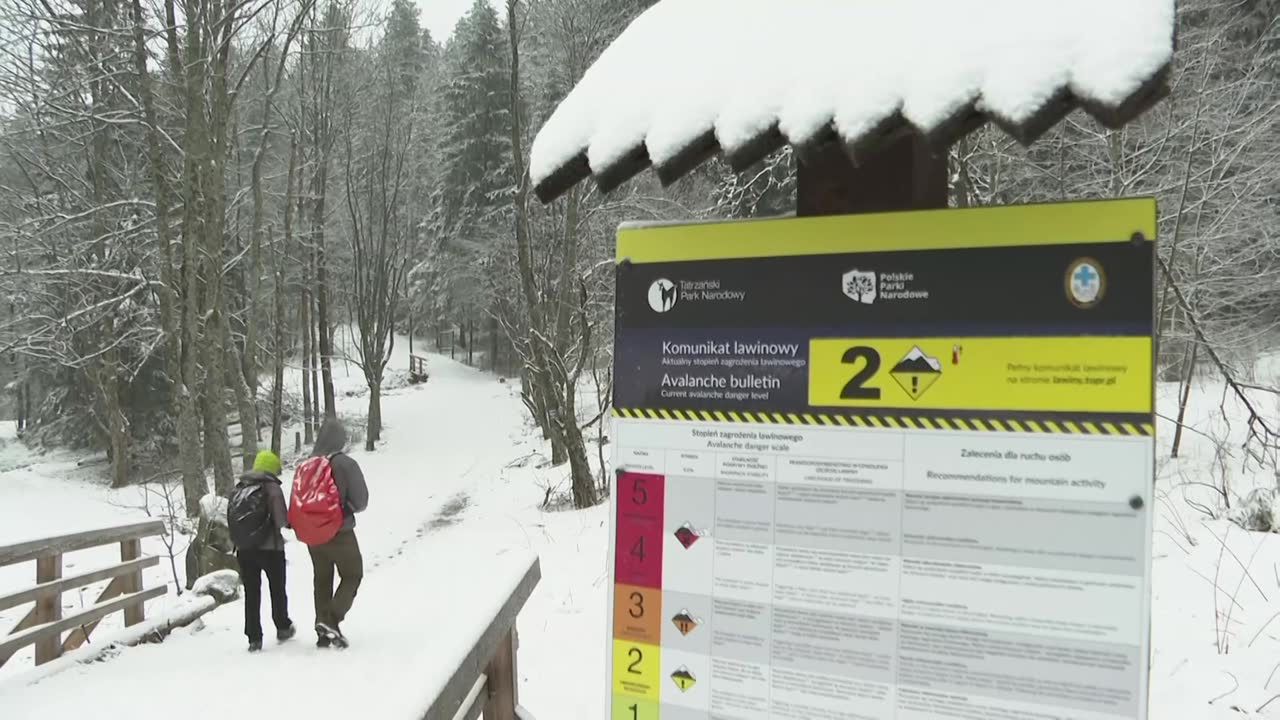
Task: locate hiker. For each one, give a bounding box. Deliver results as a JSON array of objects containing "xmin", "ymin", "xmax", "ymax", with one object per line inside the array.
[
  {"xmin": 227, "ymin": 450, "xmax": 296, "ymax": 652},
  {"xmin": 288, "ymin": 417, "xmax": 368, "ymax": 649}
]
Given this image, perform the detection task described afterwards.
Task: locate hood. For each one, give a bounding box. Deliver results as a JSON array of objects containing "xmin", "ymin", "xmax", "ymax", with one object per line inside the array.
[
  {"xmin": 238, "ymin": 470, "xmax": 281, "ymax": 486},
  {"xmin": 313, "ymin": 417, "xmax": 348, "ymax": 456}
]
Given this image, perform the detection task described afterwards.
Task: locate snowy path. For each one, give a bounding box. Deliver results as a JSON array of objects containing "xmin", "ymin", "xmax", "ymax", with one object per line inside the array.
[{"xmin": 0, "ymin": 355, "xmax": 593, "ymax": 718}]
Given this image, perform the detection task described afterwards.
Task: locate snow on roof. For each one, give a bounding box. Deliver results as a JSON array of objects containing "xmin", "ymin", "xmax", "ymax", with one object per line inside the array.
[{"xmin": 530, "ymin": 0, "xmax": 1176, "ymax": 203}]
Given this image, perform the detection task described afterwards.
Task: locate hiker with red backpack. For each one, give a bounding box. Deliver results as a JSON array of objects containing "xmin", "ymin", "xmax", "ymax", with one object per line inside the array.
[
  {"xmin": 288, "ymin": 417, "xmax": 368, "ymax": 649},
  {"xmin": 227, "ymin": 450, "xmax": 296, "ymax": 652}
]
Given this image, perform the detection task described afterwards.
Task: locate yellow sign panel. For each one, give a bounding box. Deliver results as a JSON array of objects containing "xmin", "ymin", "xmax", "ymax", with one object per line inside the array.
[
  {"xmin": 612, "ymin": 640, "xmax": 661, "ymax": 702},
  {"xmin": 611, "ymin": 695, "xmax": 659, "ymax": 719},
  {"xmin": 617, "ymin": 198, "xmax": 1157, "ymax": 264},
  {"xmin": 809, "ymin": 337, "xmax": 1152, "ymax": 414}
]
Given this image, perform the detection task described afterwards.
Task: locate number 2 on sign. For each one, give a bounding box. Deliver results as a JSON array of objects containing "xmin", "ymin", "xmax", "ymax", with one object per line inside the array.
[{"xmin": 840, "ymin": 346, "xmax": 882, "ymax": 399}]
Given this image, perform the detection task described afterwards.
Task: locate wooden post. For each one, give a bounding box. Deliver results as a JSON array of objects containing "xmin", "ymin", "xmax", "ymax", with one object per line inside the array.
[
  {"xmin": 120, "ymin": 539, "xmax": 144, "ymax": 626},
  {"xmin": 34, "ymin": 554, "xmax": 62, "ymax": 665},
  {"xmin": 482, "ymin": 628, "xmax": 518, "ymax": 720},
  {"xmin": 797, "ymin": 133, "xmax": 947, "ymax": 216}
]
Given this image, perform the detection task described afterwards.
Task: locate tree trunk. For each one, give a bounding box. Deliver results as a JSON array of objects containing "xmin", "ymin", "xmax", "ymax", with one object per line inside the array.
[
  {"xmin": 271, "ymin": 268, "xmax": 285, "ymax": 455},
  {"xmin": 315, "ymin": 203, "xmax": 337, "ymax": 419},
  {"xmin": 520, "ymin": 365, "xmax": 551, "ymax": 440},
  {"xmin": 100, "ymin": 365, "xmax": 130, "ymax": 490},
  {"xmin": 1171, "ymin": 342, "xmax": 1198, "ymax": 459},
  {"xmin": 177, "ymin": 374, "xmax": 205, "ymax": 513},
  {"xmin": 16, "ymin": 381, "xmax": 26, "ymax": 432},
  {"xmin": 563, "ymin": 415, "xmax": 596, "ymax": 508},
  {"xmin": 505, "ymin": 0, "xmax": 595, "ymax": 508},
  {"xmin": 128, "ymin": 0, "xmax": 201, "ymax": 515},
  {"xmin": 203, "ymin": 378, "xmax": 235, "ymax": 497},
  {"xmin": 551, "ymin": 435, "xmax": 568, "ymax": 465},
  {"xmin": 311, "ymin": 290, "xmax": 322, "ymax": 429},
  {"xmin": 551, "ymin": 186, "xmax": 580, "ymax": 353},
  {"xmin": 224, "ymin": 315, "xmax": 258, "ymax": 470},
  {"xmin": 547, "ymin": 369, "xmax": 568, "ymax": 465},
  {"xmin": 275, "ymin": 136, "xmax": 299, "ymax": 455},
  {"xmin": 301, "ymin": 283, "xmax": 315, "ymax": 446},
  {"xmin": 366, "ymin": 383, "xmax": 381, "ymax": 451},
  {"xmin": 109, "ymin": 407, "xmax": 129, "ymax": 489},
  {"xmin": 243, "ymin": 227, "xmax": 261, "ymax": 443},
  {"xmin": 489, "ymin": 314, "xmax": 498, "ymax": 372}
]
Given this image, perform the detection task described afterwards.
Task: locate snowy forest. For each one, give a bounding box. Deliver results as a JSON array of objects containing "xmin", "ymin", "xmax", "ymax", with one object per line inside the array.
[{"xmin": 0, "ymin": 0, "xmax": 1276, "ymax": 524}]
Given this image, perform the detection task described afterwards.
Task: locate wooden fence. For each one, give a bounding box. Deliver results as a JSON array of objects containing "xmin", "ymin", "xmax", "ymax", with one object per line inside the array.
[
  {"xmin": 424, "ymin": 557, "xmax": 540, "ymax": 720},
  {"xmin": 410, "ymin": 354, "xmax": 430, "ymax": 384},
  {"xmin": 0, "ymin": 520, "xmax": 167, "ymax": 667}
]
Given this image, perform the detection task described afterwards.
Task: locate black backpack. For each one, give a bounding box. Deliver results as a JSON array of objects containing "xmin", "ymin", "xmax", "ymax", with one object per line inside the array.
[{"xmin": 227, "ymin": 483, "xmax": 273, "ymax": 549}]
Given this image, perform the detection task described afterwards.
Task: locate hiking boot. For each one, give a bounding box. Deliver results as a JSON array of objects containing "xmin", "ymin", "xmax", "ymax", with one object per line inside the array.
[
  {"xmin": 315, "ymin": 623, "xmax": 333, "ymax": 648},
  {"xmin": 277, "ymin": 624, "xmax": 296, "ymax": 642},
  {"xmin": 317, "ymin": 622, "xmax": 348, "ymax": 649},
  {"xmin": 248, "ymin": 639, "xmax": 263, "ymax": 653}
]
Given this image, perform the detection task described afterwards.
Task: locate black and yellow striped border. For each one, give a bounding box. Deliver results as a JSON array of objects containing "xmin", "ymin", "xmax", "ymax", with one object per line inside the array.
[{"xmin": 613, "ymin": 408, "xmax": 1153, "ymax": 436}]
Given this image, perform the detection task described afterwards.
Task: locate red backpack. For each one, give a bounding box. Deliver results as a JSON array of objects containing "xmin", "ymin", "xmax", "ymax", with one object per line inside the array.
[{"xmin": 289, "ymin": 455, "xmax": 344, "ymax": 546}]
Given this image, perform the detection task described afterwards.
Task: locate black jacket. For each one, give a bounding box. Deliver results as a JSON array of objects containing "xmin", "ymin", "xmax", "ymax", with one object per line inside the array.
[{"xmin": 235, "ymin": 471, "xmax": 288, "ymax": 551}]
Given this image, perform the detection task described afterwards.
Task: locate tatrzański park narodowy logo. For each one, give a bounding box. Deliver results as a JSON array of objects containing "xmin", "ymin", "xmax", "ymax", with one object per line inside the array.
[{"xmin": 648, "ymin": 278, "xmax": 677, "ymax": 313}]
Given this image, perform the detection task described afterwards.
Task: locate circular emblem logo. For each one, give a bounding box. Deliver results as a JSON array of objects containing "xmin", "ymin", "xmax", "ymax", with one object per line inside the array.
[
  {"xmin": 648, "ymin": 278, "xmax": 678, "ymax": 313},
  {"xmin": 1066, "ymin": 258, "xmax": 1105, "ymax": 308}
]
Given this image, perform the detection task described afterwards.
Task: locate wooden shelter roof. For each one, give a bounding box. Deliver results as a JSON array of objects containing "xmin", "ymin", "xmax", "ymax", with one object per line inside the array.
[{"xmin": 530, "ymin": 0, "xmax": 1177, "ymax": 204}]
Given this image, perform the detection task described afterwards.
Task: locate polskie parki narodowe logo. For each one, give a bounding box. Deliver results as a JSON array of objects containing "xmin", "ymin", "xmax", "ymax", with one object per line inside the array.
[{"xmin": 842, "ymin": 267, "xmax": 929, "ymax": 305}]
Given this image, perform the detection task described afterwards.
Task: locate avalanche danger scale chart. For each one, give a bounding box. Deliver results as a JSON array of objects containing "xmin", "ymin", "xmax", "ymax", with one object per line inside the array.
[{"xmin": 606, "ymin": 199, "xmax": 1157, "ymax": 720}]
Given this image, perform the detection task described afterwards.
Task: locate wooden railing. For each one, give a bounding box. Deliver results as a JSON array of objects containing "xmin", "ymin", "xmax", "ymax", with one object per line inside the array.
[
  {"xmin": 424, "ymin": 557, "xmax": 541, "ymax": 720},
  {"xmin": 410, "ymin": 353, "xmax": 430, "ymax": 384},
  {"xmin": 0, "ymin": 520, "xmax": 167, "ymax": 667}
]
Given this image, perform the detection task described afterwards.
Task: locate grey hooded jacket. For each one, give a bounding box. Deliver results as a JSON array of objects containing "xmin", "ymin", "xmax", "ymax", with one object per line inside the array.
[{"xmin": 312, "ymin": 418, "xmax": 369, "ymax": 531}]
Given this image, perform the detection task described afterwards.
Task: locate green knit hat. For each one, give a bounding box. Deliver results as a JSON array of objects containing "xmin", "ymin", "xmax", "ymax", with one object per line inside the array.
[{"xmin": 253, "ymin": 450, "xmax": 282, "ymax": 476}]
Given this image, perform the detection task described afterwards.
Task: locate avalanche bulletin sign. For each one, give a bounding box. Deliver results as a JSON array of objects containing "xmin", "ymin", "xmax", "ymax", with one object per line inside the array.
[{"xmin": 607, "ymin": 199, "xmax": 1157, "ymax": 720}]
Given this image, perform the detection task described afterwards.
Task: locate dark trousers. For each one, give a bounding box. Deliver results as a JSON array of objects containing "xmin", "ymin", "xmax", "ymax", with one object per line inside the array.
[
  {"xmin": 309, "ymin": 529, "xmax": 363, "ymax": 629},
  {"xmin": 237, "ymin": 549, "xmax": 291, "ymax": 641}
]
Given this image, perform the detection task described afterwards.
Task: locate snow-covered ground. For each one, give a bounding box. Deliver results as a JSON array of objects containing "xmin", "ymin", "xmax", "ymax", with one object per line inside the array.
[
  {"xmin": 1, "ymin": 344, "xmax": 1278, "ymax": 718},
  {"xmin": 1149, "ymin": 364, "xmax": 1280, "ymax": 719},
  {"xmin": 0, "ymin": 342, "xmax": 611, "ymax": 718}
]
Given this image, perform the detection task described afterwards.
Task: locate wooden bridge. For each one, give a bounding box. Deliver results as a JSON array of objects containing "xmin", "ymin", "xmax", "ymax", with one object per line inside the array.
[
  {"xmin": 0, "ymin": 521, "xmax": 541, "ymax": 720},
  {"xmin": 0, "ymin": 521, "xmax": 166, "ymax": 668}
]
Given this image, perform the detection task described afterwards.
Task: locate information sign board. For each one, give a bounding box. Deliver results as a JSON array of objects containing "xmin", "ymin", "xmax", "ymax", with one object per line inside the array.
[{"xmin": 607, "ymin": 199, "xmax": 1156, "ymax": 720}]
